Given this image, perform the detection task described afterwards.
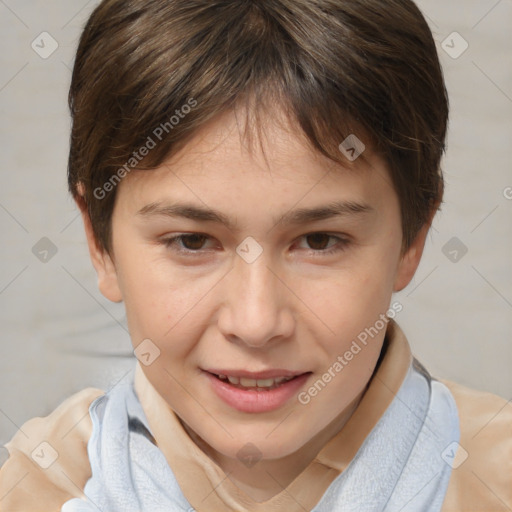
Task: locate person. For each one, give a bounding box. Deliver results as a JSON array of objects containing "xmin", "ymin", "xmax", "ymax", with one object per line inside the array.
[{"xmin": 0, "ymin": 0, "xmax": 510, "ymax": 510}]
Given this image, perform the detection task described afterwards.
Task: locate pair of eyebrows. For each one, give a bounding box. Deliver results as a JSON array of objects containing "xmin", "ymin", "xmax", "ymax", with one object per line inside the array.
[{"xmin": 137, "ymin": 200, "xmax": 374, "ymax": 232}]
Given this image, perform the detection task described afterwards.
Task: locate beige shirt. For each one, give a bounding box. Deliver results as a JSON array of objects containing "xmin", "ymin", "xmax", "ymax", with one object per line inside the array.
[{"xmin": 1, "ymin": 322, "xmax": 511, "ymax": 511}]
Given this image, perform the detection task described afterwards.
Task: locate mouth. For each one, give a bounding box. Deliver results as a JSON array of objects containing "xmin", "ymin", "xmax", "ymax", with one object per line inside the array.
[
  {"xmin": 210, "ymin": 373, "xmax": 299, "ymax": 391},
  {"xmin": 203, "ymin": 369, "xmax": 312, "ymax": 413}
]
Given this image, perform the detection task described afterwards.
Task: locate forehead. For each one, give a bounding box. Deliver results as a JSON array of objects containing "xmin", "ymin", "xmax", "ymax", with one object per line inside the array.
[{"xmin": 117, "ymin": 108, "xmax": 395, "ymax": 214}]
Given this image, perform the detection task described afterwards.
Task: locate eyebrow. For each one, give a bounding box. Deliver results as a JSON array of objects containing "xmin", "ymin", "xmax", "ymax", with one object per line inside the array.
[{"xmin": 137, "ymin": 200, "xmax": 373, "ymax": 231}]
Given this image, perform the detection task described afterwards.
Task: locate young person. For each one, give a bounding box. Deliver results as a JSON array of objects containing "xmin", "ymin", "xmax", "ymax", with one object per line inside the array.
[{"xmin": 1, "ymin": 0, "xmax": 510, "ymax": 510}]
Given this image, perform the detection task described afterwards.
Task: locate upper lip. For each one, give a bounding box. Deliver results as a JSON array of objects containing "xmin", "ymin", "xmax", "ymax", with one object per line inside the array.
[{"xmin": 205, "ymin": 369, "xmax": 309, "ymax": 379}]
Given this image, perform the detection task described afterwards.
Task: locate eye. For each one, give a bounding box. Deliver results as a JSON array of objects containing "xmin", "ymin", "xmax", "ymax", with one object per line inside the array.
[
  {"xmin": 161, "ymin": 232, "xmax": 350, "ymax": 257},
  {"xmin": 162, "ymin": 233, "xmax": 215, "ymax": 254},
  {"xmin": 296, "ymin": 233, "xmax": 349, "ymax": 255}
]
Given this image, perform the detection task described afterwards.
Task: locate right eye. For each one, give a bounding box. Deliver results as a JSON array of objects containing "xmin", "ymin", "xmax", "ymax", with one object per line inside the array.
[{"xmin": 161, "ymin": 233, "xmax": 216, "ymax": 254}]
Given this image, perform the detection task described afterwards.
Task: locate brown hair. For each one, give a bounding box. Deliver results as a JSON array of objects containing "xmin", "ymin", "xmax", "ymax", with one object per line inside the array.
[{"xmin": 68, "ymin": 0, "xmax": 448, "ymax": 252}]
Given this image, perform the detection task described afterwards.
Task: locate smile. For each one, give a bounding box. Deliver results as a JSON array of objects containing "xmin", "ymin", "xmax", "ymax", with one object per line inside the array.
[
  {"xmin": 214, "ymin": 374, "xmax": 296, "ymax": 390},
  {"xmin": 204, "ymin": 369, "xmax": 312, "ymax": 413}
]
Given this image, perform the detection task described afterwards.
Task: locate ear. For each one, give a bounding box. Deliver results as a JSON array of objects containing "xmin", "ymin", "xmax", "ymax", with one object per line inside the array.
[
  {"xmin": 393, "ymin": 214, "xmax": 435, "ymax": 292},
  {"xmin": 76, "ymin": 190, "xmax": 123, "ymax": 303}
]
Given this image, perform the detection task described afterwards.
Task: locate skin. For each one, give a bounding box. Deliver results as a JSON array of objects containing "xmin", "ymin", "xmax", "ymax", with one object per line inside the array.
[{"xmin": 80, "ymin": 107, "xmax": 431, "ymax": 501}]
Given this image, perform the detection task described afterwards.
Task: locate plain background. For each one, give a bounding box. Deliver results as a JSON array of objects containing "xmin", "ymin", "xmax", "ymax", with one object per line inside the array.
[{"xmin": 0, "ymin": 0, "xmax": 511, "ymax": 444}]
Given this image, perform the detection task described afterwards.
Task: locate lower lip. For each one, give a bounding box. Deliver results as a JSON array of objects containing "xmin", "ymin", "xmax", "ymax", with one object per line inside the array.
[{"xmin": 205, "ymin": 372, "xmax": 311, "ymax": 413}]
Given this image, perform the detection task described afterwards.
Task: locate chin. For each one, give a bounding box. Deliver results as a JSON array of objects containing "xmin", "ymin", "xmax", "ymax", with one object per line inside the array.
[{"xmin": 213, "ymin": 425, "xmax": 313, "ymax": 461}]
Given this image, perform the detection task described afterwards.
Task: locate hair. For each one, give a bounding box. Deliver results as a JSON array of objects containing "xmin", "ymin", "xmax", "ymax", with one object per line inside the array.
[{"xmin": 68, "ymin": 0, "xmax": 448, "ymax": 253}]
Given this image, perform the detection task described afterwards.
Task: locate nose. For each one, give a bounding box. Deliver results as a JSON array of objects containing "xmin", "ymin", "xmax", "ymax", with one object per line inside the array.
[{"xmin": 217, "ymin": 253, "xmax": 295, "ymax": 349}]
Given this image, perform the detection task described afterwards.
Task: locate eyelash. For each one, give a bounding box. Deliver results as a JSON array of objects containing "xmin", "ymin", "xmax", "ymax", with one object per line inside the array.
[{"xmin": 161, "ymin": 233, "xmax": 350, "ymax": 257}]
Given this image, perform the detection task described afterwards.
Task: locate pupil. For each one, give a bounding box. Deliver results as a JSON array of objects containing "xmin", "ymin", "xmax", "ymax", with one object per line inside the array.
[
  {"xmin": 183, "ymin": 234, "xmax": 206, "ymax": 250},
  {"xmin": 307, "ymin": 233, "xmax": 329, "ymax": 250}
]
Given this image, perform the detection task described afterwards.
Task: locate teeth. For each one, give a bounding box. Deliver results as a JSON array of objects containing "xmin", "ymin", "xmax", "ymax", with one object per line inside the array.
[
  {"xmin": 218, "ymin": 374, "xmax": 297, "ymax": 389},
  {"xmin": 256, "ymin": 378, "xmax": 274, "ymax": 387},
  {"xmin": 239, "ymin": 377, "xmax": 257, "ymax": 387}
]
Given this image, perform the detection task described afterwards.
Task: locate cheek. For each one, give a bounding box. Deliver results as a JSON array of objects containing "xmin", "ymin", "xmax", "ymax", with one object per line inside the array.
[
  {"xmin": 296, "ymin": 256, "xmax": 396, "ymax": 392},
  {"xmin": 296, "ymin": 274, "xmax": 392, "ymax": 422},
  {"xmin": 303, "ymin": 268, "xmax": 394, "ymax": 340},
  {"xmin": 115, "ymin": 247, "xmax": 214, "ymax": 350}
]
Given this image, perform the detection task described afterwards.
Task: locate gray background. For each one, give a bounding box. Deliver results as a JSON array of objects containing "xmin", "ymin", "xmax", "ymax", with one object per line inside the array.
[{"xmin": 0, "ymin": 0, "xmax": 511, "ymax": 444}]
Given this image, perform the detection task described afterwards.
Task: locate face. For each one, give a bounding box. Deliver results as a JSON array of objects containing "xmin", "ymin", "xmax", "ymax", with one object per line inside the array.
[{"xmin": 83, "ymin": 109, "xmax": 427, "ymax": 464}]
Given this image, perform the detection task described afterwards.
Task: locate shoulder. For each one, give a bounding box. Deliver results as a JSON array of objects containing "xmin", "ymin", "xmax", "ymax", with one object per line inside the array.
[
  {"xmin": 0, "ymin": 387, "xmax": 104, "ymax": 512},
  {"xmin": 440, "ymin": 379, "xmax": 512, "ymax": 512}
]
